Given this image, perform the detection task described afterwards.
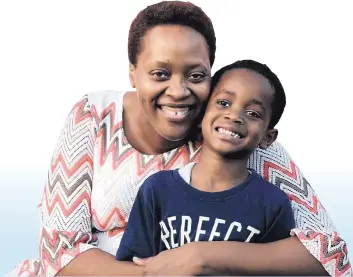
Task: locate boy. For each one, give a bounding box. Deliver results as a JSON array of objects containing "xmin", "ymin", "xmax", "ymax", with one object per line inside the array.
[{"xmin": 116, "ymin": 60, "xmax": 295, "ymax": 261}]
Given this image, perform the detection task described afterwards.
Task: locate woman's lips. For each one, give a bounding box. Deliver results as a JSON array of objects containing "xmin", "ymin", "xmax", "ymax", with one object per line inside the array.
[{"xmin": 158, "ymin": 105, "xmax": 194, "ymax": 122}]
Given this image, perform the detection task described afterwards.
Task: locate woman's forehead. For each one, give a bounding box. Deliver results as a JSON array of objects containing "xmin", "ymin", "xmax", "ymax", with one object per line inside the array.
[{"xmin": 137, "ymin": 25, "xmax": 210, "ymax": 68}]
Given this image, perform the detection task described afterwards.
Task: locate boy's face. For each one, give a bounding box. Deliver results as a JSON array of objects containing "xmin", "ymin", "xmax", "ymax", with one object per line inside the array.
[{"xmin": 201, "ymin": 68, "xmax": 278, "ymax": 158}]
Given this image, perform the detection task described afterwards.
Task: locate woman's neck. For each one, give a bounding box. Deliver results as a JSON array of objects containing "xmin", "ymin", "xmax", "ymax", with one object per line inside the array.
[
  {"xmin": 192, "ymin": 145, "xmax": 249, "ymax": 192},
  {"xmin": 123, "ymin": 92, "xmax": 187, "ymax": 155}
]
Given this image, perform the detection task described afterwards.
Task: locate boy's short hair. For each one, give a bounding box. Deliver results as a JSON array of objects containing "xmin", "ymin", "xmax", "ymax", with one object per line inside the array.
[
  {"xmin": 211, "ymin": 60, "xmax": 286, "ymax": 129},
  {"xmin": 128, "ymin": 1, "xmax": 216, "ymax": 67}
]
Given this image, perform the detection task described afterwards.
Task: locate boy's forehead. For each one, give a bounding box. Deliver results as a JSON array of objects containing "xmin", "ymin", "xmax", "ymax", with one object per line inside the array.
[
  {"xmin": 217, "ymin": 69, "xmax": 269, "ymax": 89},
  {"xmin": 211, "ymin": 69, "xmax": 274, "ymax": 101}
]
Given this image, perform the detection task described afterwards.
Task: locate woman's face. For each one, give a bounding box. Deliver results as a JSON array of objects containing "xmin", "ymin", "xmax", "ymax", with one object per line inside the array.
[{"xmin": 129, "ymin": 25, "xmax": 211, "ymax": 142}]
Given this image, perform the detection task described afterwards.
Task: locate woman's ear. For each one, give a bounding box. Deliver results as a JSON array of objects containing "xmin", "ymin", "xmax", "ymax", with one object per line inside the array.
[
  {"xmin": 129, "ymin": 64, "xmax": 136, "ymax": 88},
  {"xmin": 259, "ymin": 129, "xmax": 278, "ymax": 149}
]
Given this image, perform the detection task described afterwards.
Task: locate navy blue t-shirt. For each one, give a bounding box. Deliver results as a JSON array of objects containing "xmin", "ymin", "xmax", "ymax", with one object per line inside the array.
[{"xmin": 116, "ymin": 168, "xmax": 295, "ymax": 261}]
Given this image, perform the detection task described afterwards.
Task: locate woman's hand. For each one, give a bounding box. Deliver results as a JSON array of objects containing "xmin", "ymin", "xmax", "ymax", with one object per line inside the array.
[{"xmin": 133, "ymin": 242, "xmax": 210, "ymax": 276}]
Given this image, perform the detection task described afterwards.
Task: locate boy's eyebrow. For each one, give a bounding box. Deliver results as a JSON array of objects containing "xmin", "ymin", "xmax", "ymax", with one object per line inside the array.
[
  {"xmin": 249, "ymin": 99, "xmax": 266, "ymax": 111},
  {"xmin": 218, "ymin": 89, "xmax": 267, "ymax": 111},
  {"xmin": 218, "ymin": 89, "xmax": 235, "ymax": 97}
]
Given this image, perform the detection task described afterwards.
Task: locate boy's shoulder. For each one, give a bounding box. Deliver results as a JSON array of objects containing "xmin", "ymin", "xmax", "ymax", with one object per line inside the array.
[
  {"xmin": 250, "ymin": 170, "xmax": 291, "ymax": 205},
  {"xmin": 139, "ymin": 169, "xmax": 178, "ymax": 193}
]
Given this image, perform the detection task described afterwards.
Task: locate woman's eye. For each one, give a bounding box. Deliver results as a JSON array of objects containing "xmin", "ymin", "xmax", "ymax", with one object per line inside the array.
[
  {"xmin": 188, "ymin": 73, "xmax": 205, "ymax": 81},
  {"xmin": 246, "ymin": 110, "xmax": 261, "ymax": 118},
  {"xmin": 216, "ymin": 100, "xmax": 230, "ymax": 107},
  {"xmin": 152, "ymin": 71, "xmax": 169, "ymax": 80}
]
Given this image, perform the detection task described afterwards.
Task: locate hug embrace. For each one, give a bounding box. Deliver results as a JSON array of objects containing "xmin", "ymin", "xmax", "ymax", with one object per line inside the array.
[{"xmin": 7, "ymin": 1, "xmax": 351, "ymax": 276}]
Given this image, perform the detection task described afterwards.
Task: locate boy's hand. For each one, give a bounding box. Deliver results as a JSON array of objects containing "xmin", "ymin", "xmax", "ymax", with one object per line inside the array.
[{"xmin": 133, "ymin": 242, "xmax": 207, "ymax": 276}]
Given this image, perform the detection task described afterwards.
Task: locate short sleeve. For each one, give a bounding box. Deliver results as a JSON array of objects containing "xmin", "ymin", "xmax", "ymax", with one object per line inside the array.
[
  {"xmin": 260, "ymin": 196, "xmax": 295, "ymax": 243},
  {"xmin": 39, "ymin": 95, "xmax": 97, "ymax": 276}
]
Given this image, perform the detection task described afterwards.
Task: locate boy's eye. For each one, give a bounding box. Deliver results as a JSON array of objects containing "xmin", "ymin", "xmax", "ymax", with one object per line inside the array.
[
  {"xmin": 246, "ymin": 110, "xmax": 261, "ymax": 118},
  {"xmin": 216, "ymin": 100, "xmax": 231, "ymax": 107}
]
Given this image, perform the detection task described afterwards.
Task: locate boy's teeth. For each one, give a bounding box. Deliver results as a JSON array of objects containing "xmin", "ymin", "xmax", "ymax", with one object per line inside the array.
[
  {"xmin": 218, "ymin": 127, "xmax": 241, "ymax": 138},
  {"xmin": 161, "ymin": 106, "xmax": 190, "ymax": 116}
]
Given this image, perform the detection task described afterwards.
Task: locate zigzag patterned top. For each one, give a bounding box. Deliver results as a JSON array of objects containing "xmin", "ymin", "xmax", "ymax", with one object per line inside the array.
[{"xmin": 6, "ymin": 90, "xmax": 351, "ymax": 277}]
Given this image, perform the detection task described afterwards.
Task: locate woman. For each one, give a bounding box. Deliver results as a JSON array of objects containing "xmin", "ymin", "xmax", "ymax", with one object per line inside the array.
[{"xmin": 7, "ymin": 1, "xmax": 350, "ymax": 276}]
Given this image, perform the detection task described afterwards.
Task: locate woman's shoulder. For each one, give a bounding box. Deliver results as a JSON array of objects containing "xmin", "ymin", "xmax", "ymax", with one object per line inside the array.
[
  {"xmin": 86, "ymin": 90, "xmax": 127, "ymax": 111},
  {"xmin": 77, "ymin": 90, "xmax": 131, "ymax": 126}
]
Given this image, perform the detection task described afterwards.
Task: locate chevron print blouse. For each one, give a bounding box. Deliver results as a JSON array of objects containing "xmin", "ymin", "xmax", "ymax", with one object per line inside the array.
[{"xmin": 6, "ymin": 90, "xmax": 351, "ymax": 277}]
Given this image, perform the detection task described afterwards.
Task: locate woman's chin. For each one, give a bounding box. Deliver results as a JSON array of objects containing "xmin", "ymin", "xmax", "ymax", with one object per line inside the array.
[
  {"xmin": 160, "ymin": 132, "xmax": 188, "ymax": 142},
  {"xmin": 156, "ymin": 127, "xmax": 190, "ymax": 143}
]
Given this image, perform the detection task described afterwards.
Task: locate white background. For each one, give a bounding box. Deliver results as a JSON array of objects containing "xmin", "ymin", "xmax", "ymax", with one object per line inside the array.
[{"xmin": 0, "ymin": 0, "xmax": 352, "ymax": 274}]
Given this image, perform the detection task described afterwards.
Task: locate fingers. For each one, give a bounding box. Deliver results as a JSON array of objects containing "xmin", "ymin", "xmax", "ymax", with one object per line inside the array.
[{"xmin": 133, "ymin": 256, "xmax": 153, "ymax": 266}]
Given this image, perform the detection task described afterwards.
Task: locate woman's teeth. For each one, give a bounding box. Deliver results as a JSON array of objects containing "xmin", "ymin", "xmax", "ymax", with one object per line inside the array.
[
  {"xmin": 217, "ymin": 127, "xmax": 242, "ymax": 139},
  {"xmin": 161, "ymin": 106, "xmax": 190, "ymax": 116}
]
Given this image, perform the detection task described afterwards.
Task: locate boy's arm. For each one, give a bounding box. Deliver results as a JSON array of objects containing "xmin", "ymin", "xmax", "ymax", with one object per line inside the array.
[
  {"xmin": 116, "ymin": 180, "xmax": 157, "ymax": 261},
  {"xmin": 259, "ymin": 195, "xmax": 295, "ymax": 243}
]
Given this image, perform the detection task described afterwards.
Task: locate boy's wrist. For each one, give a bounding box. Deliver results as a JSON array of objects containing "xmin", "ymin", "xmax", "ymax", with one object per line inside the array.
[
  {"xmin": 192, "ymin": 241, "xmax": 248, "ymax": 276},
  {"xmin": 189, "ymin": 242, "xmax": 223, "ymax": 275}
]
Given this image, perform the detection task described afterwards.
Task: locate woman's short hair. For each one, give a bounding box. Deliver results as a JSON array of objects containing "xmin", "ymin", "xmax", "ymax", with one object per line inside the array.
[{"xmin": 128, "ymin": 1, "xmax": 216, "ymax": 67}]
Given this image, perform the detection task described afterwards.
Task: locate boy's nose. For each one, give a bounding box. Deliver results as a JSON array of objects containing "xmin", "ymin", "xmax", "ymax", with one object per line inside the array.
[{"xmin": 224, "ymin": 111, "xmax": 244, "ymax": 124}]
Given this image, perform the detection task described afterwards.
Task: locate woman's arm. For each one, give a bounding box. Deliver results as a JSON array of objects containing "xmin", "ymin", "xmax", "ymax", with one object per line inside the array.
[
  {"xmin": 57, "ymin": 249, "xmax": 142, "ymax": 276},
  {"xmin": 37, "ymin": 95, "xmax": 141, "ymax": 276}
]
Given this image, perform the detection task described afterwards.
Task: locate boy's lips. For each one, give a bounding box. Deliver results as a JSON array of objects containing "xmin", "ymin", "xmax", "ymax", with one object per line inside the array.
[{"xmin": 214, "ymin": 126, "xmax": 246, "ymax": 140}]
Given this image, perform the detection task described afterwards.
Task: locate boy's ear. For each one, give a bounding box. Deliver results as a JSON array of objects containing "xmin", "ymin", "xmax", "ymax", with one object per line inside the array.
[
  {"xmin": 129, "ymin": 64, "xmax": 136, "ymax": 88},
  {"xmin": 258, "ymin": 129, "xmax": 278, "ymax": 150}
]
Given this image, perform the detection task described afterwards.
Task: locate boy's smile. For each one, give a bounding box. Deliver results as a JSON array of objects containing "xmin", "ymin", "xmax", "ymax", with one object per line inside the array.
[
  {"xmin": 213, "ymin": 124, "xmax": 246, "ymax": 143},
  {"xmin": 201, "ymin": 68, "xmax": 278, "ymax": 159}
]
